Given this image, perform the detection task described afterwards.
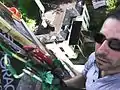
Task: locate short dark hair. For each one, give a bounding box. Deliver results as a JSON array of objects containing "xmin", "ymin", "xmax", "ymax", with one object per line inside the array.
[{"xmin": 107, "ymin": 8, "xmax": 120, "ymax": 20}]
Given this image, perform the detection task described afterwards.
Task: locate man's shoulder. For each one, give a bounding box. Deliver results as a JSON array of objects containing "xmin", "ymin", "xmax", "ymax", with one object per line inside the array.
[
  {"xmin": 82, "ymin": 52, "xmax": 96, "ymax": 76},
  {"xmin": 88, "ymin": 52, "xmax": 95, "ymax": 63}
]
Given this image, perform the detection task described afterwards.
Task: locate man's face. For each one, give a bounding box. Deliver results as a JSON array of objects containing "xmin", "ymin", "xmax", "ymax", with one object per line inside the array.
[{"xmin": 95, "ymin": 18, "xmax": 120, "ymax": 71}]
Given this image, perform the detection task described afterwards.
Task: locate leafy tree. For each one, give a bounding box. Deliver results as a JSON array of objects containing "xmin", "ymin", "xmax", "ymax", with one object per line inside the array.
[{"xmin": 106, "ymin": 0, "xmax": 117, "ymax": 13}]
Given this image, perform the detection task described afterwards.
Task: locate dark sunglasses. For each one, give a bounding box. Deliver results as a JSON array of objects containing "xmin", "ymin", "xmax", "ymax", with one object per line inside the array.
[{"xmin": 94, "ymin": 33, "xmax": 120, "ymax": 51}]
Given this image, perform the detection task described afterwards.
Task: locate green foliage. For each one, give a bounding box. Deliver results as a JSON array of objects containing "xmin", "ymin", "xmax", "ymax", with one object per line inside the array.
[
  {"xmin": 25, "ymin": 17, "xmax": 36, "ymax": 31},
  {"xmin": 87, "ymin": 0, "xmax": 118, "ymax": 33},
  {"xmin": 0, "ymin": 0, "xmax": 15, "ymax": 6},
  {"xmin": 0, "ymin": 0, "xmax": 39, "ymax": 30},
  {"xmin": 0, "ymin": 0, "xmax": 15, "ymax": 3},
  {"xmin": 18, "ymin": 0, "xmax": 40, "ymax": 19},
  {"xmin": 18, "ymin": 0, "xmax": 40, "ymax": 29},
  {"xmin": 106, "ymin": 0, "xmax": 117, "ymax": 12}
]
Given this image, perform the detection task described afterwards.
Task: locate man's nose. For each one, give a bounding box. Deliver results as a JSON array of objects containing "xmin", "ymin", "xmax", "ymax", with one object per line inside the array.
[{"xmin": 97, "ymin": 40, "xmax": 109, "ymax": 54}]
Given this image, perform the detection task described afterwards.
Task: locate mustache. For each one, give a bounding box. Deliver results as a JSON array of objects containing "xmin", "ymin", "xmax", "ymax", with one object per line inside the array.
[
  {"xmin": 95, "ymin": 53, "xmax": 108, "ymax": 60},
  {"xmin": 95, "ymin": 52, "xmax": 112, "ymax": 65}
]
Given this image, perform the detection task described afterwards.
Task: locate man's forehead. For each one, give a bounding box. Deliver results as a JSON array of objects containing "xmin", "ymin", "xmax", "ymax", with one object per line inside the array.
[
  {"xmin": 100, "ymin": 18, "xmax": 120, "ymax": 33},
  {"xmin": 99, "ymin": 18, "xmax": 120, "ymax": 39}
]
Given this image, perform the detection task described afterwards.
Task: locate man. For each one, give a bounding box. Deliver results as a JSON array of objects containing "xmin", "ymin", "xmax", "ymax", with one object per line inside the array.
[{"xmin": 65, "ymin": 8, "xmax": 120, "ymax": 90}]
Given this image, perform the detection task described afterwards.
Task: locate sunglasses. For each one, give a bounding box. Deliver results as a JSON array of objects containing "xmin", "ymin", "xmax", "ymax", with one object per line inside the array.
[{"xmin": 94, "ymin": 33, "xmax": 120, "ymax": 51}]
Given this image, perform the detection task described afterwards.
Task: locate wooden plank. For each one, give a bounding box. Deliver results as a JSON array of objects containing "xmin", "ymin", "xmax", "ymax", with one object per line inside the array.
[{"xmin": 0, "ymin": 16, "xmax": 34, "ymax": 46}]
